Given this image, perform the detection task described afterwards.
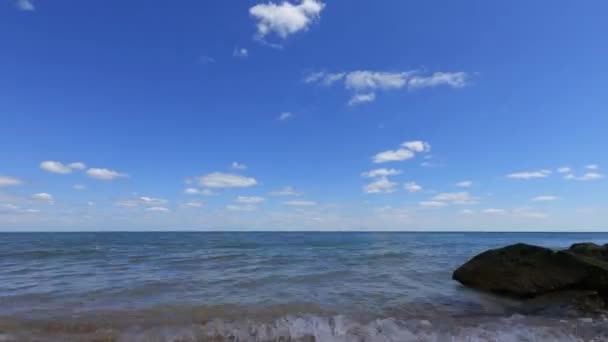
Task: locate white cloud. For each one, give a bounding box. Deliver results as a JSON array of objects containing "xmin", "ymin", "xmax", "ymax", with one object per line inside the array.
[
  {"xmin": 236, "ymin": 196, "xmax": 265, "ymax": 204},
  {"xmin": 116, "ymin": 196, "xmax": 167, "ymax": 208},
  {"xmin": 432, "ymin": 192, "xmax": 476, "ymax": 205},
  {"xmin": 145, "ymin": 207, "xmax": 170, "ymax": 213},
  {"xmin": 284, "ymin": 200, "xmax": 317, "ymax": 206},
  {"xmin": 183, "ymin": 201, "xmax": 204, "ymax": 208},
  {"xmin": 408, "ymin": 72, "xmax": 468, "ymax": 89},
  {"xmin": 184, "ymin": 188, "xmax": 214, "ymax": 196},
  {"xmin": 200, "ymin": 55, "xmax": 215, "ymax": 64},
  {"xmin": 483, "ymin": 208, "xmax": 506, "ymax": 215},
  {"xmin": 249, "ymin": 0, "xmax": 325, "ymax": 39},
  {"xmin": 16, "ymin": 0, "xmax": 34, "ymax": 11},
  {"xmin": 86, "ymin": 168, "xmax": 127, "ymax": 180},
  {"xmin": 361, "ymin": 168, "xmax": 402, "ymax": 178},
  {"xmin": 278, "ymin": 112, "xmax": 294, "ymax": 121},
  {"xmin": 233, "ymin": 47, "xmax": 248, "ymax": 58},
  {"xmin": 557, "ymin": 167, "xmax": 571, "ymax": 173},
  {"xmin": 565, "ymin": 172, "xmax": 604, "ymax": 181},
  {"xmin": 586, "ymin": 164, "xmax": 599, "ymax": 170},
  {"xmin": 0, "ymin": 176, "xmax": 23, "ymax": 187},
  {"xmin": 68, "ymin": 162, "xmax": 86, "ymax": 170},
  {"xmin": 306, "ymin": 70, "xmax": 469, "ymax": 105},
  {"xmin": 372, "ymin": 140, "xmax": 431, "ymax": 163},
  {"xmin": 31, "ymin": 193, "xmax": 53, "ymax": 203},
  {"xmin": 348, "ymin": 92, "xmax": 376, "ymax": 106},
  {"xmin": 138, "ymin": 196, "xmax": 167, "ymax": 205},
  {"xmin": 345, "ymin": 71, "xmax": 411, "ymax": 91},
  {"xmin": 270, "ymin": 186, "xmax": 300, "ymax": 196},
  {"xmin": 372, "ymin": 149, "xmax": 414, "ymax": 164},
  {"xmin": 73, "ymin": 184, "xmax": 87, "ymax": 191},
  {"xmin": 507, "ymin": 170, "xmax": 551, "ymax": 180},
  {"xmin": 402, "ymin": 140, "xmax": 431, "ymax": 153},
  {"xmin": 226, "ymin": 204, "xmax": 257, "ymax": 211},
  {"xmin": 461, "ymin": 209, "xmax": 474, "ymax": 215},
  {"xmin": 531, "ymin": 195, "xmax": 559, "ymax": 202},
  {"xmin": 197, "ymin": 172, "xmax": 257, "ymax": 188},
  {"xmin": 0, "ymin": 203, "xmax": 19, "ymax": 211},
  {"xmin": 419, "ymin": 201, "xmax": 446, "ymax": 208},
  {"xmin": 232, "ymin": 162, "xmax": 248, "ymax": 170},
  {"xmin": 40, "ymin": 161, "xmax": 86, "ymax": 174},
  {"xmin": 512, "ymin": 208, "xmax": 548, "ymax": 219},
  {"xmin": 404, "ymin": 182, "xmax": 422, "ymax": 193},
  {"xmin": 363, "ymin": 177, "xmax": 397, "ymax": 194},
  {"xmin": 455, "ymin": 180, "xmax": 473, "ymax": 188}
]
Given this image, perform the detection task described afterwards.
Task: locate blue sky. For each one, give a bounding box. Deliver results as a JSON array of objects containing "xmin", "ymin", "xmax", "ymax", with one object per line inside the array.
[{"xmin": 1, "ymin": 0, "xmax": 607, "ymax": 231}]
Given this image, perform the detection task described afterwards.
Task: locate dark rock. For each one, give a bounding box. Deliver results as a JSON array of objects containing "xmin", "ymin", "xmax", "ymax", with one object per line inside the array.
[
  {"xmin": 568, "ymin": 243, "xmax": 608, "ymax": 262},
  {"xmin": 452, "ymin": 243, "xmax": 608, "ymax": 305}
]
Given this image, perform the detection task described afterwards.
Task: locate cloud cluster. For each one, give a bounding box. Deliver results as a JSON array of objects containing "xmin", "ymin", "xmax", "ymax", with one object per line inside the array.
[
  {"xmin": 507, "ymin": 169, "xmax": 551, "ymax": 180},
  {"xmin": 0, "ymin": 176, "xmax": 22, "ymax": 187},
  {"xmin": 373, "ymin": 140, "xmax": 430, "ymax": 163},
  {"xmin": 196, "ymin": 172, "xmax": 257, "ymax": 188},
  {"xmin": 250, "ymin": 0, "xmax": 325, "ymax": 39},
  {"xmin": 40, "ymin": 161, "xmax": 86, "ymax": 174},
  {"xmin": 305, "ymin": 70, "xmax": 468, "ymax": 105},
  {"xmin": 87, "ymin": 168, "xmax": 128, "ymax": 180}
]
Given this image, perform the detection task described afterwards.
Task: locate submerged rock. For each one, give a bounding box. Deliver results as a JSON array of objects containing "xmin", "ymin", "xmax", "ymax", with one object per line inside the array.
[{"xmin": 452, "ymin": 243, "xmax": 608, "ymax": 310}]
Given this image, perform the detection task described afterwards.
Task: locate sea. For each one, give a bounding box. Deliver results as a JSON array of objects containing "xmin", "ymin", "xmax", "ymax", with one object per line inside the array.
[{"xmin": 0, "ymin": 232, "xmax": 607, "ymax": 341}]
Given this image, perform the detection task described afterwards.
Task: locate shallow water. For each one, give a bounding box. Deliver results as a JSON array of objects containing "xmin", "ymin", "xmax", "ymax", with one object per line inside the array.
[{"xmin": 0, "ymin": 232, "xmax": 607, "ymax": 341}]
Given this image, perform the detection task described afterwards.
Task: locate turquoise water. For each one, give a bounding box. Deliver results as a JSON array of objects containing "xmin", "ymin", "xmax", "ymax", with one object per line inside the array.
[{"xmin": 1, "ymin": 232, "xmax": 607, "ymax": 341}]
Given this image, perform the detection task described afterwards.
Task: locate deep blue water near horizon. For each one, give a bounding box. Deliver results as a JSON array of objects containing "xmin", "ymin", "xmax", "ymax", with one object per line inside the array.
[{"xmin": 1, "ymin": 231, "xmax": 608, "ymax": 341}]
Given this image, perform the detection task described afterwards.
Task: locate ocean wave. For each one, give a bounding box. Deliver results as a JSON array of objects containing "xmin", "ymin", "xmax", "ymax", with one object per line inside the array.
[{"xmin": 1, "ymin": 313, "xmax": 607, "ymax": 341}]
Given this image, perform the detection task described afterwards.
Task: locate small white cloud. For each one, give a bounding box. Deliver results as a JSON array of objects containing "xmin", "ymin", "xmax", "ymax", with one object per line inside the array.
[
  {"xmin": 231, "ymin": 162, "xmax": 248, "ymax": 170},
  {"xmin": 200, "ymin": 55, "xmax": 215, "ymax": 64},
  {"xmin": 278, "ymin": 112, "xmax": 294, "ymax": 121},
  {"xmin": 483, "ymin": 208, "xmax": 505, "ymax": 215},
  {"xmin": 183, "ymin": 201, "xmax": 204, "ymax": 208},
  {"xmin": 138, "ymin": 196, "xmax": 168, "ymax": 205},
  {"xmin": 306, "ymin": 69, "xmax": 469, "ymax": 105},
  {"xmin": 236, "ymin": 196, "xmax": 265, "ymax": 204},
  {"xmin": 404, "ymin": 182, "xmax": 422, "ymax": 193},
  {"xmin": 512, "ymin": 208, "xmax": 548, "ymax": 219},
  {"xmin": 565, "ymin": 172, "xmax": 604, "ymax": 181},
  {"xmin": 372, "ymin": 148, "xmax": 414, "ymax": 164},
  {"xmin": 68, "ymin": 162, "xmax": 86, "ymax": 170},
  {"xmin": 455, "ymin": 180, "xmax": 472, "ymax": 188},
  {"xmin": 507, "ymin": 170, "xmax": 551, "ymax": 180},
  {"xmin": 0, "ymin": 176, "xmax": 23, "ymax": 187},
  {"xmin": 361, "ymin": 168, "xmax": 402, "ymax": 178},
  {"xmin": 401, "ymin": 141, "xmax": 431, "ymax": 153},
  {"xmin": 31, "ymin": 192, "xmax": 54, "ymax": 203},
  {"xmin": 432, "ymin": 192, "xmax": 476, "ymax": 205},
  {"xmin": 270, "ymin": 186, "xmax": 301, "ymax": 196},
  {"xmin": 249, "ymin": 0, "xmax": 325, "ymax": 39},
  {"xmin": 461, "ymin": 209, "xmax": 474, "ymax": 215},
  {"xmin": 40, "ymin": 161, "xmax": 86, "ymax": 174},
  {"xmin": 284, "ymin": 200, "xmax": 317, "ymax": 206},
  {"xmin": 363, "ymin": 177, "xmax": 397, "ymax": 194},
  {"xmin": 586, "ymin": 164, "xmax": 599, "ymax": 170},
  {"xmin": 531, "ymin": 195, "xmax": 559, "ymax": 202},
  {"xmin": 419, "ymin": 201, "xmax": 446, "ymax": 208},
  {"xmin": 16, "ymin": 0, "xmax": 35, "ymax": 11},
  {"xmin": 73, "ymin": 184, "xmax": 87, "ymax": 191},
  {"xmin": 87, "ymin": 201, "xmax": 95, "ymax": 206},
  {"xmin": 557, "ymin": 167, "xmax": 571, "ymax": 173},
  {"xmin": 116, "ymin": 200, "xmax": 139, "ymax": 207},
  {"xmin": 197, "ymin": 172, "xmax": 257, "ymax": 188},
  {"xmin": 0, "ymin": 203, "xmax": 19, "ymax": 211},
  {"xmin": 226, "ymin": 204, "xmax": 257, "ymax": 211},
  {"xmin": 408, "ymin": 72, "xmax": 468, "ymax": 89},
  {"xmin": 145, "ymin": 206, "xmax": 170, "ymax": 213},
  {"xmin": 348, "ymin": 92, "xmax": 376, "ymax": 106},
  {"xmin": 184, "ymin": 188, "xmax": 214, "ymax": 196},
  {"xmin": 233, "ymin": 47, "xmax": 248, "ymax": 58},
  {"xmin": 86, "ymin": 168, "xmax": 127, "ymax": 180}
]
